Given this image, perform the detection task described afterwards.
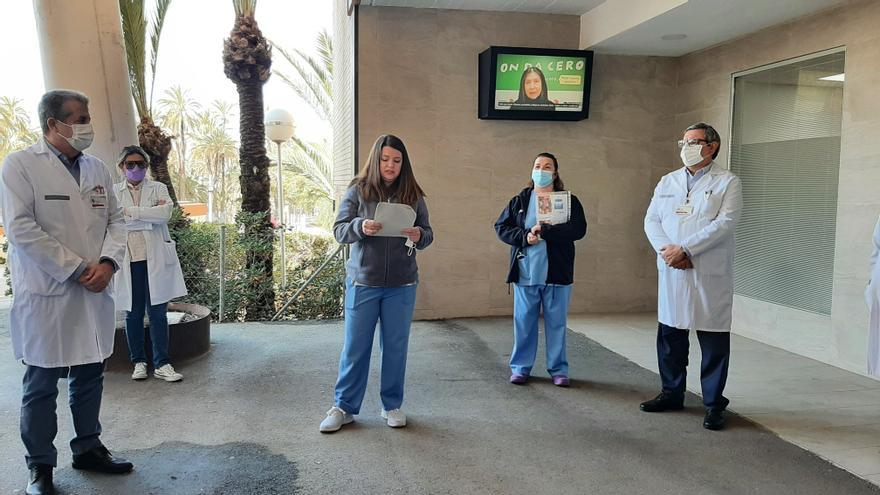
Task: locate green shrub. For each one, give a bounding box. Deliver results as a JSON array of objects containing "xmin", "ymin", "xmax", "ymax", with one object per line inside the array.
[{"xmin": 170, "ymin": 211, "xmax": 343, "ymax": 322}]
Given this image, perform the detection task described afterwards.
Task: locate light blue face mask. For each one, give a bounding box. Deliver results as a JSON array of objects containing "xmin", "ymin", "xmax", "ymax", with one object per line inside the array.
[{"xmin": 532, "ymin": 170, "xmax": 554, "ymax": 188}]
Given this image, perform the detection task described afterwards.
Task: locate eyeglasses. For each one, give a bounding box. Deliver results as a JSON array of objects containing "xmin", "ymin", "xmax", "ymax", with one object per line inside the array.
[
  {"xmin": 677, "ymin": 139, "xmax": 709, "ymax": 148},
  {"xmin": 124, "ymin": 161, "xmax": 147, "ymax": 170}
]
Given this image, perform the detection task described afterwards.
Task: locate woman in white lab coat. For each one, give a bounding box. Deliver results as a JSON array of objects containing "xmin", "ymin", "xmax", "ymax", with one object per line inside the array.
[
  {"xmin": 867, "ymin": 215, "xmax": 880, "ymax": 376},
  {"xmin": 113, "ymin": 146, "xmax": 187, "ymax": 382}
]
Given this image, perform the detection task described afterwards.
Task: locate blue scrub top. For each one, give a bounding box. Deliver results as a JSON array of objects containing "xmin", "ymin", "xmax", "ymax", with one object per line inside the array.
[{"xmin": 518, "ymin": 190, "xmax": 549, "ymax": 286}]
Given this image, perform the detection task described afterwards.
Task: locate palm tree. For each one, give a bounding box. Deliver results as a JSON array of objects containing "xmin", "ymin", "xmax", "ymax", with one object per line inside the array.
[
  {"xmin": 0, "ymin": 97, "xmax": 38, "ymax": 161},
  {"xmin": 158, "ymin": 85, "xmax": 201, "ymax": 201},
  {"xmin": 223, "ymin": 0, "xmax": 275, "ymax": 320},
  {"xmin": 190, "ymin": 103, "xmax": 238, "ymax": 222},
  {"xmin": 118, "ymin": 0, "xmax": 178, "ymax": 204},
  {"xmin": 273, "ymin": 30, "xmax": 334, "ymax": 219}
]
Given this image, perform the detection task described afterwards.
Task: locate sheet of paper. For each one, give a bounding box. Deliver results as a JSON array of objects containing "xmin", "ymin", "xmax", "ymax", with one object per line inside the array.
[{"xmin": 373, "ymin": 202, "xmax": 416, "ymax": 237}]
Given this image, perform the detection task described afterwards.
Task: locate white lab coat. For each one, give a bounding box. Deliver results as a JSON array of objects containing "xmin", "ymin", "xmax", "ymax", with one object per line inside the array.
[
  {"xmin": 866, "ymin": 216, "xmax": 880, "ymax": 376},
  {"xmin": 644, "ymin": 162, "xmax": 743, "ymax": 332},
  {"xmin": 0, "ymin": 140, "xmax": 127, "ymax": 368},
  {"xmin": 113, "ymin": 179, "xmax": 187, "ymax": 311}
]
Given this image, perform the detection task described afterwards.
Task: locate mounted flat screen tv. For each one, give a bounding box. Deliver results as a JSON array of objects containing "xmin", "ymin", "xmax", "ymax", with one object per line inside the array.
[{"xmin": 478, "ymin": 46, "xmax": 593, "ymax": 121}]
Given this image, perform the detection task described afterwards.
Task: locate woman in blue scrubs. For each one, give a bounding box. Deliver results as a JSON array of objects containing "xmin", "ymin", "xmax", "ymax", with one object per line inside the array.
[
  {"xmin": 320, "ymin": 134, "xmax": 433, "ymax": 433},
  {"xmin": 495, "ymin": 153, "xmax": 587, "ymax": 386}
]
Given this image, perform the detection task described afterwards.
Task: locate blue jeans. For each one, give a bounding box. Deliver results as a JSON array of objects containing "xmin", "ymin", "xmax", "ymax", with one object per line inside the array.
[
  {"xmin": 21, "ymin": 362, "xmax": 104, "ymax": 468},
  {"xmin": 510, "ymin": 284, "xmax": 572, "ymax": 376},
  {"xmin": 334, "ymin": 279, "xmax": 417, "ymax": 414},
  {"xmin": 125, "ymin": 260, "xmax": 170, "ymax": 368}
]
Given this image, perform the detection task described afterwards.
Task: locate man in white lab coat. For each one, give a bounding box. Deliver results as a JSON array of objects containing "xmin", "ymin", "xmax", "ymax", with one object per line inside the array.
[
  {"xmin": 641, "ymin": 123, "xmax": 743, "ymax": 431},
  {"xmin": 1, "ymin": 90, "xmax": 132, "ymax": 495},
  {"xmin": 867, "ymin": 216, "xmax": 880, "ymax": 377}
]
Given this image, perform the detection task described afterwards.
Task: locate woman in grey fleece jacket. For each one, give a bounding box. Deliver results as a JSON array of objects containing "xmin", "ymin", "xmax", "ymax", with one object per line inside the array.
[{"xmin": 319, "ymin": 135, "xmax": 433, "ymax": 433}]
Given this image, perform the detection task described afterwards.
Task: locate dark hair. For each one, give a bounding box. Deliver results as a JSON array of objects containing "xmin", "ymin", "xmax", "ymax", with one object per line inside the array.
[
  {"xmin": 515, "ymin": 67, "xmax": 552, "ymax": 105},
  {"xmin": 351, "ymin": 134, "xmax": 425, "ymax": 206},
  {"xmin": 117, "ymin": 145, "xmax": 151, "ymax": 169},
  {"xmin": 528, "ymin": 152, "xmax": 565, "ymax": 191},
  {"xmin": 685, "ymin": 122, "xmax": 721, "ymax": 159},
  {"xmin": 38, "ymin": 89, "xmax": 89, "ymax": 134}
]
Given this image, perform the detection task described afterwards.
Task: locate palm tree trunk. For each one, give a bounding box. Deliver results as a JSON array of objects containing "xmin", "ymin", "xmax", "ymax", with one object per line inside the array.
[
  {"xmin": 137, "ymin": 118, "xmax": 179, "ymax": 205},
  {"xmin": 237, "ymin": 80, "xmax": 275, "ymax": 320}
]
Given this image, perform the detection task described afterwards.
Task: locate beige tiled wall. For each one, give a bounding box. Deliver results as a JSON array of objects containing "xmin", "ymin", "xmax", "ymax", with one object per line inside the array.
[
  {"xmin": 357, "ymin": 0, "xmax": 880, "ymax": 374},
  {"xmin": 675, "ymin": 0, "xmax": 880, "ymax": 374},
  {"xmin": 357, "ymin": 6, "xmax": 679, "ymax": 320}
]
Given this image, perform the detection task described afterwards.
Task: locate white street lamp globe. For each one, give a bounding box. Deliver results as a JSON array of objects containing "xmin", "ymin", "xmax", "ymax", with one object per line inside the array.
[{"xmin": 265, "ymin": 108, "xmax": 295, "ymax": 143}]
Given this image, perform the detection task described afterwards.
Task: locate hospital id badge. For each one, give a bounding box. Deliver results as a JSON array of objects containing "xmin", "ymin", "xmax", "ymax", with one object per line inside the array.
[
  {"xmin": 675, "ymin": 203, "xmax": 693, "ymax": 216},
  {"xmin": 90, "ymin": 194, "xmax": 107, "ymax": 209}
]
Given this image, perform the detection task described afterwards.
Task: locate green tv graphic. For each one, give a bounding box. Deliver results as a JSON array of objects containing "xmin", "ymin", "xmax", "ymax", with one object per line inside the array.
[{"xmin": 494, "ymin": 54, "xmax": 586, "ymax": 112}]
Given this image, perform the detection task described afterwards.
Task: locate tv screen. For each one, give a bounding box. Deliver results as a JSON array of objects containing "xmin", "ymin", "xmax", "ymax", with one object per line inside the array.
[{"xmin": 479, "ymin": 46, "xmax": 593, "ymax": 121}]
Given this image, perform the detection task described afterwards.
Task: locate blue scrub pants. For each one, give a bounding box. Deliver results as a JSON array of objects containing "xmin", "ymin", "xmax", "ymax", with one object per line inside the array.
[
  {"xmin": 656, "ymin": 322, "xmax": 730, "ymax": 411},
  {"xmin": 20, "ymin": 362, "xmax": 105, "ymax": 468},
  {"xmin": 125, "ymin": 260, "xmax": 171, "ymax": 368},
  {"xmin": 510, "ymin": 284, "xmax": 572, "ymax": 377},
  {"xmin": 334, "ymin": 280, "xmax": 417, "ymax": 414}
]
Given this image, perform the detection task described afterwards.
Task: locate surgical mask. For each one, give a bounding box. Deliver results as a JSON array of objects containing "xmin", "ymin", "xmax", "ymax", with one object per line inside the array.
[
  {"xmin": 532, "ymin": 170, "xmax": 554, "ymax": 188},
  {"xmin": 680, "ymin": 143, "xmax": 705, "ymax": 168},
  {"xmin": 56, "ymin": 121, "xmax": 94, "ymax": 151},
  {"xmin": 125, "ymin": 167, "xmax": 147, "ymax": 182}
]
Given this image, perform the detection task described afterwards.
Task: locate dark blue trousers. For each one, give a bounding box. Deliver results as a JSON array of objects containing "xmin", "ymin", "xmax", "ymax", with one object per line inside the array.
[
  {"xmin": 656, "ymin": 323, "xmax": 730, "ymax": 411},
  {"xmin": 20, "ymin": 362, "xmax": 105, "ymax": 468}
]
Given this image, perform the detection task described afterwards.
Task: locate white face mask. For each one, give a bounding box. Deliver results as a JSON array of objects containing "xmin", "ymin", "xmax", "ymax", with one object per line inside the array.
[
  {"xmin": 56, "ymin": 121, "xmax": 94, "ymax": 152},
  {"xmin": 680, "ymin": 143, "xmax": 705, "ymax": 168}
]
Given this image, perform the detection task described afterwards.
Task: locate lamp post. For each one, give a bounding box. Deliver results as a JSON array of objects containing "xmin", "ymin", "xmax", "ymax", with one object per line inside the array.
[
  {"xmin": 265, "ymin": 108, "xmax": 295, "ymax": 288},
  {"xmin": 207, "ymin": 176, "xmax": 215, "ymax": 223}
]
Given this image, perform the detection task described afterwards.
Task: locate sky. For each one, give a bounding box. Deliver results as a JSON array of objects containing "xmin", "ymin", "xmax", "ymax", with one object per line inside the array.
[{"xmin": 0, "ymin": 0, "xmax": 332, "ymax": 142}]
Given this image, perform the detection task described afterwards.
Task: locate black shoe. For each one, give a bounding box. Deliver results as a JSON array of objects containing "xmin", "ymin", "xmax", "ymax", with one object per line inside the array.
[
  {"xmin": 26, "ymin": 464, "xmax": 54, "ymax": 495},
  {"xmin": 72, "ymin": 445, "xmax": 133, "ymax": 474},
  {"xmin": 639, "ymin": 391, "xmax": 685, "ymax": 412},
  {"xmin": 703, "ymin": 409, "xmax": 726, "ymax": 430}
]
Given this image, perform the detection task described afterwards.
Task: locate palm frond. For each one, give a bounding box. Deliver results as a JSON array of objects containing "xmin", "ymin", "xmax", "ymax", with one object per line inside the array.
[
  {"xmin": 270, "ymin": 34, "xmax": 333, "ymax": 124},
  {"xmin": 232, "ymin": 0, "xmax": 257, "ymax": 17},
  {"xmin": 316, "ymin": 29, "xmax": 333, "ymax": 75},
  {"xmin": 294, "ymin": 48, "xmax": 331, "ymax": 95},
  {"xmin": 148, "ymin": 0, "xmax": 173, "ymax": 112},
  {"xmin": 272, "ymin": 43, "xmax": 331, "ymax": 120},
  {"xmin": 288, "ymin": 136, "xmax": 333, "ymax": 199},
  {"xmin": 119, "ymin": 0, "xmax": 148, "ymax": 119},
  {"xmin": 272, "ymin": 71, "xmax": 330, "ymax": 122}
]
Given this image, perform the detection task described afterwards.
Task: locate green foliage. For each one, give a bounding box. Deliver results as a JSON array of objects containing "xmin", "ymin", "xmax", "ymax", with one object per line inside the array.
[
  {"xmin": 274, "ymin": 233, "xmax": 344, "ymax": 320},
  {"xmin": 0, "ymin": 96, "xmax": 39, "ymax": 161},
  {"xmin": 169, "ymin": 214, "xmax": 343, "ymax": 322},
  {"xmin": 119, "ymin": 0, "xmax": 173, "ymax": 119}
]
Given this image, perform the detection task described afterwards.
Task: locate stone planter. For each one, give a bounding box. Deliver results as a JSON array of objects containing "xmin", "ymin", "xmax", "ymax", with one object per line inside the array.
[{"xmin": 106, "ymin": 303, "xmax": 211, "ymax": 371}]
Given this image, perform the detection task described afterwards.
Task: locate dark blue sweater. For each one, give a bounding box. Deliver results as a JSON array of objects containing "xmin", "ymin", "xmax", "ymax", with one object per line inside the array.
[{"xmin": 494, "ymin": 187, "xmax": 587, "ymax": 285}]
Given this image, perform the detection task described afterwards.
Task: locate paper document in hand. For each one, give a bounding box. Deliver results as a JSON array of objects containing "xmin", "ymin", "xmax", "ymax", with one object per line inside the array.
[
  {"xmin": 536, "ymin": 191, "xmax": 570, "ymax": 224},
  {"xmin": 373, "ymin": 202, "xmax": 416, "ymax": 237}
]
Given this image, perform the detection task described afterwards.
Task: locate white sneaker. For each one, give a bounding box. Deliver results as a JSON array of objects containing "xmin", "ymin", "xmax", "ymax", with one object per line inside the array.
[
  {"xmin": 319, "ymin": 406, "xmax": 354, "ymax": 433},
  {"xmin": 381, "ymin": 408, "xmax": 407, "ymax": 428},
  {"xmin": 131, "ymin": 362, "xmax": 148, "ymax": 380},
  {"xmin": 153, "ymin": 364, "xmax": 183, "ymax": 382}
]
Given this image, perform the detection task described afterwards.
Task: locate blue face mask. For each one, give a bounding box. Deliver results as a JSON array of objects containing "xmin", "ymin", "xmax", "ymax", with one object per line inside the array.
[{"xmin": 532, "ymin": 170, "xmax": 554, "ymax": 188}]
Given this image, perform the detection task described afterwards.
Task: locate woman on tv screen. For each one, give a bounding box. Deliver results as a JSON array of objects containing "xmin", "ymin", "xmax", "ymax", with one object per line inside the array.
[{"xmin": 509, "ymin": 67, "xmax": 556, "ymax": 111}]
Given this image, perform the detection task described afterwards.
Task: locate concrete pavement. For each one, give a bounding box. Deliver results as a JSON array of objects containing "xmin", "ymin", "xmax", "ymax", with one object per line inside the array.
[{"xmin": 0, "ymin": 313, "xmax": 877, "ymax": 494}]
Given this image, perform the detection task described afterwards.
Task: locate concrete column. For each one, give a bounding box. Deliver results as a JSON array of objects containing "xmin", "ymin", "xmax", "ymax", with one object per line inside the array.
[{"xmin": 32, "ymin": 0, "xmax": 137, "ymax": 171}]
